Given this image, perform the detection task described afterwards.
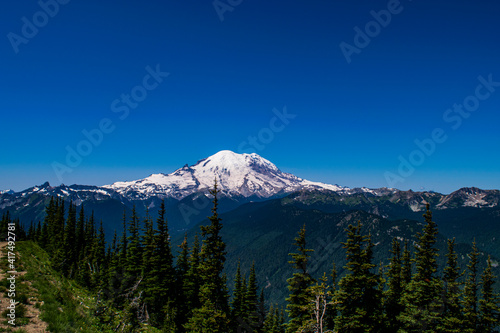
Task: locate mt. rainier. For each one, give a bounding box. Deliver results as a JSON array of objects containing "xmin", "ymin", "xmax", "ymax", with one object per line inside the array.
[{"xmin": 104, "ymin": 150, "xmax": 347, "ymax": 200}]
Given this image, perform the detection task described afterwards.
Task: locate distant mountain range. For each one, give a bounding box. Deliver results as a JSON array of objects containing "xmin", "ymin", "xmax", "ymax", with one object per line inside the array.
[
  {"xmin": 2, "ymin": 150, "xmax": 500, "ymax": 305},
  {"xmin": 1, "ymin": 150, "xmax": 499, "ymax": 236}
]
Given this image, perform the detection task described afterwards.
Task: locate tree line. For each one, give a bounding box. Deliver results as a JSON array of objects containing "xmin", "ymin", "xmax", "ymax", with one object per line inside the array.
[
  {"xmin": 285, "ymin": 204, "xmax": 500, "ymax": 333},
  {"xmin": 9, "ymin": 182, "xmax": 500, "ymax": 332}
]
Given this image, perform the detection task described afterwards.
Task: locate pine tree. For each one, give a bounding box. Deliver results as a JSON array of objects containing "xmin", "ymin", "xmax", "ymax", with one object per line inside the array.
[
  {"xmin": 462, "ymin": 240, "xmax": 480, "ymax": 333},
  {"xmin": 478, "ymin": 255, "xmax": 500, "ymax": 333},
  {"xmin": 92, "ymin": 220, "xmax": 106, "ymax": 289},
  {"xmin": 176, "ymin": 235, "xmax": 190, "ymax": 282},
  {"xmin": 439, "ymin": 238, "xmax": 463, "ymax": 333},
  {"xmin": 384, "ymin": 238, "xmax": 404, "ymax": 333},
  {"xmin": 62, "ymin": 202, "xmax": 77, "ymax": 277},
  {"xmin": 141, "ymin": 210, "xmax": 157, "ymax": 322},
  {"xmin": 401, "ymin": 240, "xmax": 412, "ymax": 287},
  {"xmin": 232, "ymin": 261, "xmax": 246, "ymax": 325},
  {"xmin": 285, "ymin": 224, "xmax": 315, "ymax": 333},
  {"xmin": 106, "ymin": 230, "xmax": 121, "ymax": 303},
  {"xmin": 185, "ymin": 179, "xmax": 231, "ymax": 332},
  {"xmin": 181, "ymin": 233, "xmax": 202, "ymax": 327},
  {"xmin": 324, "ymin": 261, "xmax": 338, "ymax": 330},
  {"xmin": 334, "ymin": 221, "xmax": 382, "ymax": 333},
  {"xmin": 243, "ymin": 261, "xmax": 263, "ymax": 332},
  {"xmin": 398, "ymin": 204, "xmax": 443, "ymax": 333},
  {"xmin": 76, "ymin": 205, "xmax": 85, "ymax": 260},
  {"xmin": 125, "ymin": 206, "xmax": 142, "ymax": 286}
]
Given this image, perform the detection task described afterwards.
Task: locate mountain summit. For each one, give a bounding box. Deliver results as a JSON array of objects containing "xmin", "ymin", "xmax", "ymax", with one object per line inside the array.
[{"xmin": 103, "ymin": 150, "xmax": 346, "ymax": 199}]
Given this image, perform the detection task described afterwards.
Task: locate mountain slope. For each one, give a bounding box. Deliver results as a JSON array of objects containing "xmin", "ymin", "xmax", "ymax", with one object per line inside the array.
[
  {"xmin": 176, "ymin": 197, "xmax": 500, "ymax": 307},
  {"xmin": 103, "ymin": 150, "xmax": 347, "ymax": 200}
]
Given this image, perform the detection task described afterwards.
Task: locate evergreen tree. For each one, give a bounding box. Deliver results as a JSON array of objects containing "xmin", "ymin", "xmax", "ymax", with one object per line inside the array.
[
  {"xmin": 384, "ymin": 238, "xmax": 404, "ymax": 333},
  {"xmin": 243, "ymin": 261, "xmax": 263, "ymax": 332},
  {"xmin": 401, "ymin": 240, "xmax": 412, "ymax": 287},
  {"xmin": 302, "ymin": 272, "xmax": 331, "ymax": 333},
  {"xmin": 181, "ymin": 233, "xmax": 202, "ymax": 327},
  {"xmin": 439, "ymin": 238, "xmax": 463, "ymax": 333},
  {"xmin": 462, "ymin": 240, "xmax": 480, "ymax": 333},
  {"xmin": 141, "ymin": 210, "xmax": 157, "ymax": 322},
  {"xmin": 76, "ymin": 205, "xmax": 85, "ymax": 260},
  {"xmin": 92, "ymin": 220, "xmax": 106, "ymax": 289},
  {"xmin": 232, "ymin": 261, "xmax": 246, "ymax": 325},
  {"xmin": 149, "ymin": 202, "xmax": 176, "ymax": 328},
  {"xmin": 398, "ymin": 204, "xmax": 443, "ymax": 333},
  {"xmin": 334, "ymin": 221, "xmax": 382, "ymax": 333},
  {"xmin": 62, "ymin": 202, "xmax": 77, "ymax": 276},
  {"xmin": 185, "ymin": 179, "xmax": 231, "ymax": 332},
  {"xmin": 125, "ymin": 206, "xmax": 142, "ymax": 286},
  {"xmin": 106, "ymin": 230, "xmax": 121, "ymax": 303},
  {"xmin": 324, "ymin": 261, "xmax": 338, "ymax": 330},
  {"xmin": 285, "ymin": 224, "xmax": 315, "ymax": 333},
  {"xmin": 176, "ymin": 235, "xmax": 190, "ymax": 282},
  {"xmin": 478, "ymin": 255, "xmax": 500, "ymax": 333}
]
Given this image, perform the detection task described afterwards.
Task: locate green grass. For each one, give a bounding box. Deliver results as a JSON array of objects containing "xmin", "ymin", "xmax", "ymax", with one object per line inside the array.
[
  {"xmin": 16, "ymin": 241, "xmax": 112, "ymax": 332},
  {"xmin": 15, "ymin": 241, "xmax": 161, "ymax": 332}
]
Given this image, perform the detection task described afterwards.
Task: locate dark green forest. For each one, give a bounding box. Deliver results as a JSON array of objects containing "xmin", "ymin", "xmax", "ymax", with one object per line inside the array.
[{"xmin": 1, "ymin": 181, "xmax": 499, "ymax": 332}]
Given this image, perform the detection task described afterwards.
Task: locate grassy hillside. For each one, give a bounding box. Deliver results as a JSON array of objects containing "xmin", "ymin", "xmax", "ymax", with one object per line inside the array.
[{"xmin": 0, "ymin": 241, "xmax": 161, "ymax": 333}]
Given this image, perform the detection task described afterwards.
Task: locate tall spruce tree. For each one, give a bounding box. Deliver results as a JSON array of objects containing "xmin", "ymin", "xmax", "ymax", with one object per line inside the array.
[
  {"xmin": 149, "ymin": 201, "xmax": 176, "ymax": 328},
  {"xmin": 334, "ymin": 221, "xmax": 382, "ymax": 333},
  {"xmin": 398, "ymin": 204, "xmax": 443, "ymax": 333},
  {"xmin": 243, "ymin": 261, "xmax": 263, "ymax": 332},
  {"xmin": 384, "ymin": 238, "xmax": 404, "ymax": 333},
  {"xmin": 478, "ymin": 255, "xmax": 500, "ymax": 333},
  {"xmin": 439, "ymin": 238, "xmax": 463, "ymax": 333},
  {"xmin": 232, "ymin": 261, "xmax": 246, "ymax": 326},
  {"xmin": 401, "ymin": 240, "xmax": 412, "ymax": 287},
  {"xmin": 125, "ymin": 206, "xmax": 142, "ymax": 286},
  {"xmin": 285, "ymin": 224, "xmax": 315, "ymax": 333},
  {"xmin": 62, "ymin": 202, "xmax": 77, "ymax": 277},
  {"xmin": 181, "ymin": 233, "xmax": 202, "ymax": 327},
  {"xmin": 462, "ymin": 240, "xmax": 480, "ymax": 333},
  {"xmin": 185, "ymin": 179, "xmax": 231, "ymax": 332}
]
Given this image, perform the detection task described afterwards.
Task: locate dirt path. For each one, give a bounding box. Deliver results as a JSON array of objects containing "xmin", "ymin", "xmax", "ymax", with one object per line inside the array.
[{"xmin": 0, "ymin": 241, "xmax": 48, "ymax": 332}]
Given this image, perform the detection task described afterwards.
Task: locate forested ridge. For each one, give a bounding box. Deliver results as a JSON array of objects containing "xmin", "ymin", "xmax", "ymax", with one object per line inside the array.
[{"xmin": 1, "ymin": 181, "xmax": 499, "ymax": 332}]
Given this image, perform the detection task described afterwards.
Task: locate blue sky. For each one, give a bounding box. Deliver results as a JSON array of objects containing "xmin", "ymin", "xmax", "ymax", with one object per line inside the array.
[{"xmin": 1, "ymin": 0, "xmax": 499, "ymax": 194}]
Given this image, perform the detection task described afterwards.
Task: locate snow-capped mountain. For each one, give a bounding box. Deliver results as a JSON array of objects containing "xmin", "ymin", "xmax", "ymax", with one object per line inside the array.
[
  {"xmin": 103, "ymin": 150, "xmax": 350, "ymax": 200},
  {"xmin": 0, "ymin": 189, "xmax": 14, "ymax": 195}
]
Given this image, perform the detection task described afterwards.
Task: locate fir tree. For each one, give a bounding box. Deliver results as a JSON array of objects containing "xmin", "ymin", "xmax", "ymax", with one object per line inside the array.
[
  {"xmin": 285, "ymin": 224, "xmax": 315, "ymax": 333},
  {"xmin": 185, "ymin": 179, "xmax": 230, "ymax": 332},
  {"xmin": 384, "ymin": 238, "xmax": 404, "ymax": 333},
  {"xmin": 182, "ymin": 233, "xmax": 202, "ymax": 324},
  {"xmin": 478, "ymin": 255, "xmax": 500, "ymax": 333},
  {"xmin": 232, "ymin": 260, "xmax": 245, "ymax": 325},
  {"xmin": 125, "ymin": 206, "xmax": 142, "ymax": 286},
  {"xmin": 149, "ymin": 201, "xmax": 176, "ymax": 328},
  {"xmin": 462, "ymin": 240, "xmax": 480, "ymax": 333},
  {"xmin": 334, "ymin": 221, "xmax": 382, "ymax": 333},
  {"xmin": 76, "ymin": 205, "xmax": 85, "ymax": 260},
  {"xmin": 398, "ymin": 204, "xmax": 443, "ymax": 333},
  {"xmin": 401, "ymin": 240, "xmax": 412, "ymax": 287},
  {"xmin": 62, "ymin": 202, "xmax": 77, "ymax": 277},
  {"xmin": 439, "ymin": 238, "xmax": 463, "ymax": 333},
  {"xmin": 243, "ymin": 261, "xmax": 263, "ymax": 332}
]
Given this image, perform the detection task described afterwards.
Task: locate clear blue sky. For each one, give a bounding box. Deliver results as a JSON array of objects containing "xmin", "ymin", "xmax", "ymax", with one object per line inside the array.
[{"xmin": 1, "ymin": 0, "xmax": 499, "ymax": 194}]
